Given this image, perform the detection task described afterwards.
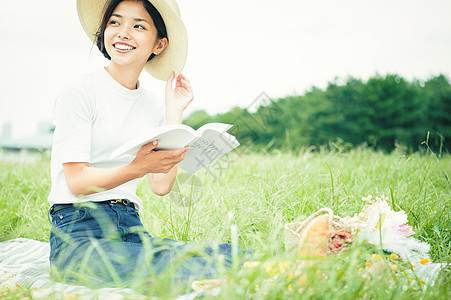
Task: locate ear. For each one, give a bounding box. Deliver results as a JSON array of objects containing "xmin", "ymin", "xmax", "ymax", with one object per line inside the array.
[{"xmin": 153, "ymin": 37, "xmax": 168, "ymax": 55}]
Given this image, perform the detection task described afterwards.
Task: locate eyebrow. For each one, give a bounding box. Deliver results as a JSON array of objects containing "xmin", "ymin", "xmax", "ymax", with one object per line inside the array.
[{"xmin": 111, "ymin": 13, "xmax": 150, "ymax": 24}]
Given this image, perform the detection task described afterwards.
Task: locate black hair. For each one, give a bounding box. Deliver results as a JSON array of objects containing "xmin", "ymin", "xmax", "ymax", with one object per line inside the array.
[{"xmin": 95, "ymin": 0, "xmax": 168, "ymax": 62}]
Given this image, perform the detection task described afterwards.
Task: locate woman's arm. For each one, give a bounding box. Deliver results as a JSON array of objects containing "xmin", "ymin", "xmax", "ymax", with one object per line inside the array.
[
  {"xmin": 64, "ymin": 142, "xmax": 189, "ymax": 197},
  {"xmin": 148, "ymin": 73, "xmax": 194, "ymax": 195}
]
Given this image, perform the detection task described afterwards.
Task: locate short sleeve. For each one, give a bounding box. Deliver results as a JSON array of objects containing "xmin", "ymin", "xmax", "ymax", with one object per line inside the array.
[{"xmin": 53, "ymin": 85, "xmax": 95, "ymax": 163}]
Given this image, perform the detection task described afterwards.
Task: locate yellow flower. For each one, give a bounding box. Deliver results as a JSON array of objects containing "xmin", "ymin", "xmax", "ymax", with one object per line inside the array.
[
  {"xmin": 365, "ymin": 262, "xmax": 372, "ymax": 268},
  {"xmin": 371, "ymin": 254, "xmax": 381, "ymax": 260},
  {"xmin": 391, "ymin": 264, "xmax": 397, "ymax": 271},
  {"xmin": 409, "ymin": 279, "xmax": 414, "ymax": 284},
  {"xmin": 420, "ymin": 258, "xmax": 430, "ymax": 265},
  {"xmin": 263, "ymin": 262, "xmax": 293, "ymax": 276},
  {"xmin": 243, "ymin": 261, "xmax": 261, "ymax": 268},
  {"xmin": 389, "ymin": 253, "xmax": 398, "ymax": 259},
  {"xmin": 64, "ymin": 294, "xmax": 77, "ymax": 300},
  {"xmin": 419, "ymin": 281, "xmax": 425, "ymax": 286},
  {"xmin": 264, "ymin": 263, "xmax": 276, "ymax": 275},
  {"xmin": 277, "ymin": 261, "xmax": 293, "ymax": 273}
]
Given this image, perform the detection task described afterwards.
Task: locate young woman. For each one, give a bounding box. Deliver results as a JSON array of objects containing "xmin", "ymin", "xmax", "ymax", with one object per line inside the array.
[{"xmin": 48, "ymin": 0, "xmax": 249, "ymax": 290}]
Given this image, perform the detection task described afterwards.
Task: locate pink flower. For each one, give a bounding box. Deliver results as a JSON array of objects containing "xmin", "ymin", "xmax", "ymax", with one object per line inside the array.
[
  {"xmin": 393, "ymin": 224, "xmax": 415, "ymax": 237},
  {"xmin": 328, "ymin": 230, "xmax": 352, "ymax": 253}
]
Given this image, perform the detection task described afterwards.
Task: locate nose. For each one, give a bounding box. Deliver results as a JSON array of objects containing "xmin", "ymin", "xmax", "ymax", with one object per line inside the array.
[{"xmin": 117, "ymin": 26, "xmax": 130, "ymax": 40}]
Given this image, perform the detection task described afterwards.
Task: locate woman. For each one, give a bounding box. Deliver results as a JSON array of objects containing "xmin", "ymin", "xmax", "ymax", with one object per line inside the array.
[{"xmin": 48, "ymin": 0, "xmax": 249, "ymax": 291}]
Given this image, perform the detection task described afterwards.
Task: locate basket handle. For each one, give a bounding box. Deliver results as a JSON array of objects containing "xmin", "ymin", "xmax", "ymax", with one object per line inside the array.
[{"xmin": 284, "ymin": 207, "xmax": 337, "ymax": 238}]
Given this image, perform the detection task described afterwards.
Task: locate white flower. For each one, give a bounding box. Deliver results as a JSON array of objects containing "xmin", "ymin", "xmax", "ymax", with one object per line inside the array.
[
  {"xmin": 336, "ymin": 196, "xmax": 431, "ymax": 263},
  {"xmin": 356, "ymin": 198, "xmax": 430, "ymax": 262}
]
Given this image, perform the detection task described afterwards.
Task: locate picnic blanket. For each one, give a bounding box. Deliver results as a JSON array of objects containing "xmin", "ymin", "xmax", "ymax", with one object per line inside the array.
[{"xmin": 0, "ymin": 238, "xmax": 197, "ymax": 299}]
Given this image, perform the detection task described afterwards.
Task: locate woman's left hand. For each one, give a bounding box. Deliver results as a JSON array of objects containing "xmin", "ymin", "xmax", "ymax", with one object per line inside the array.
[{"xmin": 165, "ymin": 72, "xmax": 194, "ymax": 124}]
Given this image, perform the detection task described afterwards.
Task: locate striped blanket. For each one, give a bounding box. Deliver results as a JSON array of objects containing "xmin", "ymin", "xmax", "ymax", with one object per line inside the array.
[{"xmin": 0, "ymin": 238, "xmax": 197, "ymax": 299}]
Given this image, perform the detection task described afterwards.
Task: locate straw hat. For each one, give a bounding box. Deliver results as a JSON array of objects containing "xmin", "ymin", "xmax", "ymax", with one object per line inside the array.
[{"xmin": 76, "ymin": 0, "xmax": 188, "ymax": 80}]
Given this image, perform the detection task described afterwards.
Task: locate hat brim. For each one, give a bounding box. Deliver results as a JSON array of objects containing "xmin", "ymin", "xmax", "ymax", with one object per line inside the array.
[{"xmin": 76, "ymin": 0, "xmax": 188, "ymax": 81}]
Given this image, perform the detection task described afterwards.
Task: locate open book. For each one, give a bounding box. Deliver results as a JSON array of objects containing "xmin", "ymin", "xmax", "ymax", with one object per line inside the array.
[{"xmin": 110, "ymin": 123, "xmax": 239, "ymax": 174}]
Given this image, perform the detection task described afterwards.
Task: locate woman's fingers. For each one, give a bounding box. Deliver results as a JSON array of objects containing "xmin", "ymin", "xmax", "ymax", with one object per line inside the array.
[
  {"xmin": 169, "ymin": 146, "xmax": 190, "ymax": 162},
  {"xmin": 181, "ymin": 79, "xmax": 191, "ymax": 90},
  {"xmin": 178, "ymin": 73, "xmax": 190, "ymax": 84},
  {"xmin": 138, "ymin": 140, "xmax": 158, "ymax": 155},
  {"xmin": 166, "ymin": 72, "xmax": 175, "ymax": 92},
  {"xmin": 150, "ymin": 147, "xmax": 189, "ymax": 173},
  {"xmin": 133, "ymin": 142, "xmax": 190, "ymax": 174},
  {"xmin": 176, "ymin": 74, "xmax": 183, "ymax": 88},
  {"xmin": 150, "ymin": 146, "xmax": 189, "ymax": 162},
  {"xmin": 167, "ymin": 73, "xmax": 193, "ymax": 98},
  {"xmin": 175, "ymin": 74, "xmax": 191, "ymax": 89}
]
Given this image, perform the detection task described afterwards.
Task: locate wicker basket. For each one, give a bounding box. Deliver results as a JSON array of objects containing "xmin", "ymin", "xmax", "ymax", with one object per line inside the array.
[{"xmin": 284, "ymin": 208, "xmax": 342, "ymax": 250}]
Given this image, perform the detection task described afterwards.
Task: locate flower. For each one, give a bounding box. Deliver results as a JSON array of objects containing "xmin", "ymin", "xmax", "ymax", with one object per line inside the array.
[
  {"xmin": 371, "ymin": 254, "xmax": 381, "ymax": 260},
  {"xmin": 420, "ymin": 258, "xmax": 430, "ymax": 265},
  {"xmin": 243, "ymin": 261, "xmax": 261, "ymax": 268},
  {"xmin": 390, "ymin": 253, "xmax": 398, "ymax": 259},
  {"xmin": 338, "ymin": 197, "xmax": 430, "ymax": 263},
  {"xmin": 393, "ymin": 224, "xmax": 415, "ymax": 238},
  {"xmin": 328, "ymin": 230, "xmax": 352, "ymax": 253}
]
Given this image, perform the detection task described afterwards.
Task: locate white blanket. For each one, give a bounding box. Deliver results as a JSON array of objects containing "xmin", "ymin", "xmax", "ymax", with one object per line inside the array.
[{"xmin": 0, "ymin": 238, "xmax": 196, "ymax": 299}]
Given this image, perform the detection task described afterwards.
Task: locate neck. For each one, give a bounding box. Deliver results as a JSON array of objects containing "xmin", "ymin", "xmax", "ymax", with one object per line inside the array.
[{"xmin": 105, "ymin": 63, "xmax": 144, "ymax": 90}]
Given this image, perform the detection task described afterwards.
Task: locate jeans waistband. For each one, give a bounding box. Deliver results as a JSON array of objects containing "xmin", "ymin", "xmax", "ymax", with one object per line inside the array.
[{"xmin": 48, "ymin": 199, "xmax": 136, "ymax": 221}]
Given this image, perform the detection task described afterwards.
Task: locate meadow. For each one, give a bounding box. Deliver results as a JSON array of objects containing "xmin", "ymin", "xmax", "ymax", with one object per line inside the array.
[{"xmin": 0, "ymin": 146, "xmax": 450, "ymax": 299}]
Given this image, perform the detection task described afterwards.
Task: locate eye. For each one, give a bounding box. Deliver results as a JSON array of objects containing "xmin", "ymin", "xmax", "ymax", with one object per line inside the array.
[
  {"xmin": 109, "ymin": 20, "xmax": 119, "ymax": 25},
  {"xmin": 134, "ymin": 24, "xmax": 146, "ymax": 30}
]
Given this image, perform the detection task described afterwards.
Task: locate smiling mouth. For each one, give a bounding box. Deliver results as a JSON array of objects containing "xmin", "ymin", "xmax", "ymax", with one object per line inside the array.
[{"xmin": 113, "ymin": 43, "xmax": 136, "ymax": 51}]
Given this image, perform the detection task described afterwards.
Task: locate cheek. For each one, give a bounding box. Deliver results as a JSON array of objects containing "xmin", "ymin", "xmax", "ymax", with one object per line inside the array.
[
  {"xmin": 104, "ymin": 28, "xmax": 112, "ymax": 42},
  {"xmin": 139, "ymin": 33, "xmax": 159, "ymax": 51},
  {"xmin": 104, "ymin": 28, "xmax": 115, "ymax": 46}
]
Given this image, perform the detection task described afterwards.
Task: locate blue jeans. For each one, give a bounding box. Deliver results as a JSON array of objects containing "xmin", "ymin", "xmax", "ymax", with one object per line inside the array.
[{"xmin": 48, "ymin": 200, "xmax": 251, "ymax": 291}]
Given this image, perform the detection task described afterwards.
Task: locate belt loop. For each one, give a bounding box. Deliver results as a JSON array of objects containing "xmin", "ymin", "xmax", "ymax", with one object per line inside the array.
[{"xmin": 47, "ymin": 206, "xmax": 53, "ymax": 224}]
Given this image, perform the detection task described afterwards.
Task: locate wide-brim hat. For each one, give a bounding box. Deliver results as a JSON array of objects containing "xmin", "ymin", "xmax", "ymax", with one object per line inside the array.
[{"xmin": 76, "ymin": 0, "xmax": 188, "ymax": 80}]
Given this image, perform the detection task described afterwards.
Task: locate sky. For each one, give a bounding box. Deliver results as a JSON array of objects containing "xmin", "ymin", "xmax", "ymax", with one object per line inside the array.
[{"xmin": 1, "ymin": 0, "xmax": 451, "ymax": 138}]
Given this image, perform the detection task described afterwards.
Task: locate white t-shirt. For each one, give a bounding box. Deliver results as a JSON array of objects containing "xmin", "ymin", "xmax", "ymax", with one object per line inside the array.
[{"xmin": 48, "ymin": 67, "xmax": 165, "ymax": 211}]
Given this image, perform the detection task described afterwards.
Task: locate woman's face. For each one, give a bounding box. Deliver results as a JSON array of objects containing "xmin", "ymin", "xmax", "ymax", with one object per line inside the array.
[{"xmin": 104, "ymin": 0, "xmax": 167, "ymax": 70}]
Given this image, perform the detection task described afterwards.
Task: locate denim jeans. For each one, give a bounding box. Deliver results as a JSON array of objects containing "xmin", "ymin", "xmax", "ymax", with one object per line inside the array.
[{"xmin": 48, "ymin": 200, "xmax": 251, "ymax": 290}]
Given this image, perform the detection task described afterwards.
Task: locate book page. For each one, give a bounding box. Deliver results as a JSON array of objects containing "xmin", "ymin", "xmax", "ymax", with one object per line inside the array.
[
  {"xmin": 110, "ymin": 124, "xmax": 196, "ymax": 159},
  {"xmin": 178, "ymin": 128, "xmax": 239, "ymax": 174},
  {"xmin": 197, "ymin": 123, "xmax": 232, "ymax": 135},
  {"xmin": 110, "ymin": 122, "xmax": 240, "ymax": 174}
]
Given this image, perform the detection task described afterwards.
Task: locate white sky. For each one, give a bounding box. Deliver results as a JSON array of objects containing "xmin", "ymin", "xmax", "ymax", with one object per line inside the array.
[{"xmin": 1, "ymin": 0, "xmax": 451, "ymax": 138}]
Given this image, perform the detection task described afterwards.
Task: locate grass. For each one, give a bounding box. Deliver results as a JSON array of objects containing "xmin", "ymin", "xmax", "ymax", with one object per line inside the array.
[{"xmin": 0, "ymin": 146, "xmax": 450, "ymax": 299}]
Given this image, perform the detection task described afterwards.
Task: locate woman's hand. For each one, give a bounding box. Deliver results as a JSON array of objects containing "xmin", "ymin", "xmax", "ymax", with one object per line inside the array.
[
  {"xmin": 129, "ymin": 140, "xmax": 190, "ymax": 178},
  {"xmin": 165, "ymin": 72, "xmax": 194, "ymax": 124},
  {"xmin": 61, "ymin": 141, "xmax": 188, "ymax": 197}
]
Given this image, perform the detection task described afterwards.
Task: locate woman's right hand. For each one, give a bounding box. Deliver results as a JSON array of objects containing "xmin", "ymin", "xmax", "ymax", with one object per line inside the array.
[
  {"xmin": 62, "ymin": 140, "xmax": 188, "ymax": 197},
  {"xmin": 130, "ymin": 140, "xmax": 190, "ymax": 177}
]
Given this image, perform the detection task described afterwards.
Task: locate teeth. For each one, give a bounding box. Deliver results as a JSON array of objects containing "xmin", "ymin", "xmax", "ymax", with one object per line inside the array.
[{"xmin": 115, "ymin": 44, "xmax": 133, "ymax": 50}]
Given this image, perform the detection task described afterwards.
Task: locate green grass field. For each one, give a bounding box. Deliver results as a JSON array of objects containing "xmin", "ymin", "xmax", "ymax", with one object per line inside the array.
[{"xmin": 0, "ymin": 147, "xmax": 450, "ymax": 299}]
